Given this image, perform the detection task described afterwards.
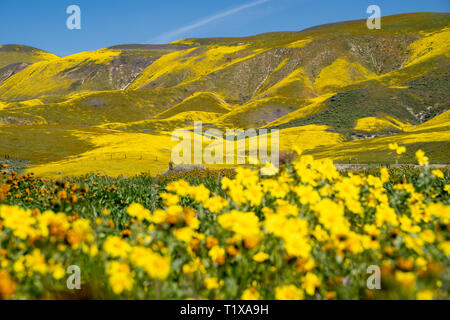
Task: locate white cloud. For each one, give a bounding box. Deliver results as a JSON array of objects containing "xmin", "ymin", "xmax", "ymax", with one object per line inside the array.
[{"xmin": 151, "ymin": 0, "xmax": 271, "ymax": 43}]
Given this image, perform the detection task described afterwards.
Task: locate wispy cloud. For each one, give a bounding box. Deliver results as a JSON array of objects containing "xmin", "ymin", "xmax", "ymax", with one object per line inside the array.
[{"xmin": 150, "ymin": 0, "xmax": 271, "ymax": 44}]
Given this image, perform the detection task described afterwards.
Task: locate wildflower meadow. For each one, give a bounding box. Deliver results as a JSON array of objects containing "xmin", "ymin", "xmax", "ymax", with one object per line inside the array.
[{"xmin": 0, "ymin": 148, "xmax": 449, "ymax": 300}]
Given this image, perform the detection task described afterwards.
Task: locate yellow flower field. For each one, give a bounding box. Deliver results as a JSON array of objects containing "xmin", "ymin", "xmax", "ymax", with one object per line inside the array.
[{"xmin": 0, "ymin": 148, "xmax": 449, "ymax": 300}]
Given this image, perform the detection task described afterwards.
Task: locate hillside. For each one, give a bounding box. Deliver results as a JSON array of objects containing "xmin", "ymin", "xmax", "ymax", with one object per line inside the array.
[
  {"xmin": 0, "ymin": 44, "xmax": 58, "ymax": 69},
  {"xmin": 0, "ymin": 12, "xmax": 449, "ymax": 176},
  {"xmin": 0, "ymin": 45, "xmax": 59, "ymax": 84}
]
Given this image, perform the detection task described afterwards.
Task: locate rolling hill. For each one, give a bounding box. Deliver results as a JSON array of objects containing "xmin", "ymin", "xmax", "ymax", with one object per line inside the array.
[
  {"xmin": 0, "ymin": 12, "xmax": 449, "ymax": 176},
  {"xmin": 0, "ymin": 45, "xmax": 59, "ymax": 85}
]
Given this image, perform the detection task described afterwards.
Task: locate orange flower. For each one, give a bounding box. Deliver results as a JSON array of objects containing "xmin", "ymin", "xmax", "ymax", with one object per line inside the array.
[
  {"xmin": 0, "ymin": 270, "xmax": 16, "ymax": 300},
  {"xmin": 57, "ymin": 190, "xmax": 67, "ymax": 200},
  {"xmin": 396, "ymin": 258, "xmax": 414, "ymax": 271},
  {"xmin": 0, "ymin": 184, "xmax": 11, "ymax": 201},
  {"xmin": 325, "ymin": 291, "xmax": 336, "ymax": 300},
  {"xmin": 226, "ymin": 245, "xmax": 239, "ymax": 257},
  {"xmin": 206, "ymin": 236, "xmax": 219, "ymax": 249},
  {"xmin": 244, "ymin": 235, "xmax": 260, "ymax": 249},
  {"xmin": 209, "ymin": 246, "xmax": 226, "ymax": 265},
  {"xmin": 384, "ymin": 246, "xmax": 395, "ymax": 256},
  {"xmin": 121, "ymin": 229, "xmax": 132, "ymax": 237},
  {"xmin": 190, "ymin": 238, "xmax": 200, "ymax": 251}
]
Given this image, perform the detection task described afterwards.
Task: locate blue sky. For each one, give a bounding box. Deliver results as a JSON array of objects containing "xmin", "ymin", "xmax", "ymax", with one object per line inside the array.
[{"xmin": 0, "ymin": 0, "xmax": 448, "ymax": 56}]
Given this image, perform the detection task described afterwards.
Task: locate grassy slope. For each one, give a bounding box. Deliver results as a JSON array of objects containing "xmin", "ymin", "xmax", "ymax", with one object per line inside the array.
[
  {"xmin": 307, "ymin": 110, "xmax": 450, "ymax": 164},
  {"xmin": 0, "ymin": 44, "xmax": 58, "ymax": 69},
  {"xmin": 0, "ymin": 46, "xmax": 190, "ymax": 101},
  {"xmin": 25, "ymin": 128, "xmax": 177, "ymax": 177},
  {"xmin": 0, "ymin": 125, "xmax": 97, "ymax": 162},
  {"xmin": 154, "ymin": 92, "xmax": 231, "ymax": 119}
]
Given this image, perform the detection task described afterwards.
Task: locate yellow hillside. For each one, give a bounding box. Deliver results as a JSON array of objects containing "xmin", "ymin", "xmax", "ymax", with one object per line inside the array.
[
  {"xmin": 0, "ymin": 45, "xmax": 58, "ymax": 69},
  {"xmin": 0, "ymin": 101, "xmax": 7, "ymax": 111},
  {"xmin": 214, "ymin": 96, "xmax": 293, "ymax": 129},
  {"xmin": 154, "ymin": 92, "xmax": 231, "ymax": 119},
  {"xmin": 404, "ymin": 27, "xmax": 450, "ymax": 67},
  {"xmin": 354, "ymin": 116, "xmax": 411, "ymax": 132},
  {"xmin": 128, "ymin": 45, "xmax": 252, "ymax": 89},
  {"xmin": 314, "ymin": 58, "xmax": 376, "ymax": 93},
  {"xmin": 27, "ymin": 130, "xmax": 176, "ymax": 177},
  {"xmin": 256, "ymin": 67, "xmax": 315, "ymax": 99},
  {"xmin": 0, "ymin": 49, "xmax": 121, "ymax": 97},
  {"xmin": 264, "ymin": 94, "xmax": 334, "ymax": 128},
  {"xmin": 101, "ymin": 111, "xmax": 224, "ymax": 131},
  {"xmin": 286, "ymin": 38, "xmax": 313, "ymax": 48},
  {"xmin": 14, "ymin": 122, "xmax": 344, "ymax": 177},
  {"xmin": 310, "ymin": 125, "xmax": 450, "ymax": 163},
  {"xmin": 278, "ymin": 125, "xmax": 345, "ymax": 150},
  {"xmin": 407, "ymin": 110, "xmax": 450, "ymax": 132}
]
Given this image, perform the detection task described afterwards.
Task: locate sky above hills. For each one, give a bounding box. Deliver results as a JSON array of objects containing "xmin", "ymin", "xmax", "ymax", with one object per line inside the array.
[{"xmin": 0, "ymin": 0, "xmax": 448, "ymax": 56}]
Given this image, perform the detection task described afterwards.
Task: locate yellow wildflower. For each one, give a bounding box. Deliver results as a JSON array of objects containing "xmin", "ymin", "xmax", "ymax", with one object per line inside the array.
[
  {"xmin": 416, "ymin": 290, "xmax": 433, "ymax": 300},
  {"xmin": 52, "ymin": 264, "xmax": 66, "ymax": 280},
  {"xmin": 218, "ymin": 210, "xmax": 260, "ymax": 238},
  {"xmin": 242, "ymin": 287, "xmax": 260, "ymax": 300},
  {"xmin": 127, "ymin": 203, "xmax": 151, "ymax": 221},
  {"xmin": 253, "ymin": 252, "xmax": 269, "ymax": 263},
  {"xmin": 107, "ymin": 261, "xmax": 133, "ymax": 295},
  {"xmin": 302, "ymin": 272, "xmax": 322, "ymax": 296},
  {"xmin": 103, "ymin": 236, "xmax": 131, "ymax": 258},
  {"xmin": 416, "ymin": 150, "xmax": 429, "ymax": 166},
  {"xmin": 432, "ymin": 169, "xmax": 444, "ymax": 179},
  {"xmin": 209, "ymin": 246, "xmax": 226, "ymax": 265},
  {"xmin": 174, "ymin": 227, "xmax": 195, "ymax": 243},
  {"xmin": 275, "ymin": 284, "xmax": 304, "ymax": 300},
  {"xmin": 204, "ymin": 277, "xmax": 222, "ymax": 290},
  {"xmin": 149, "ymin": 209, "xmax": 168, "ymax": 225},
  {"xmin": 395, "ymin": 271, "xmax": 416, "ymax": 287},
  {"xmin": 203, "ymin": 196, "xmax": 228, "ymax": 213}
]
